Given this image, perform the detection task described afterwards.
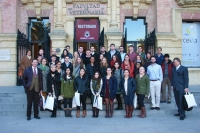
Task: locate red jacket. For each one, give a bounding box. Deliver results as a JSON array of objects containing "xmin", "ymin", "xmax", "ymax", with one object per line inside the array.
[
  {"xmin": 161, "ymin": 60, "xmax": 173, "ymax": 80},
  {"xmin": 121, "ymin": 61, "xmax": 134, "ymax": 78}
]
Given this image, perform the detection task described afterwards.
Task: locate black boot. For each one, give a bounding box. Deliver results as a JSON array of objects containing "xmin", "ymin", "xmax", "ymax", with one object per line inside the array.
[
  {"xmin": 96, "ymin": 108, "xmax": 99, "ymax": 118},
  {"xmin": 64, "ymin": 109, "xmax": 68, "ymax": 117},
  {"xmin": 92, "ymin": 107, "xmax": 95, "ymax": 118},
  {"xmin": 105, "ymin": 104, "xmax": 110, "ymax": 118},
  {"xmin": 68, "ymin": 109, "xmax": 73, "ymax": 117}
]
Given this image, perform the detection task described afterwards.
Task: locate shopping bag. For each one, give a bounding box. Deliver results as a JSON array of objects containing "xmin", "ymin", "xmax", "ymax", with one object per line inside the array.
[
  {"xmin": 134, "ymin": 93, "xmax": 137, "ymax": 108},
  {"xmin": 93, "ymin": 96, "xmax": 98, "ymax": 107},
  {"xmin": 184, "ymin": 92, "xmax": 197, "ymax": 108},
  {"xmin": 97, "ymin": 96, "xmax": 103, "ymax": 110},
  {"xmin": 58, "ymin": 95, "xmax": 64, "ymax": 100},
  {"xmin": 72, "ymin": 96, "xmax": 77, "ymax": 108},
  {"xmin": 38, "ymin": 94, "xmax": 44, "ymax": 108},
  {"xmin": 45, "ymin": 96, "xmax": 54, "ymax": 111},
  {"xmin": 75, "ymin": 91, "xmax": 80, "ymax": 106}
]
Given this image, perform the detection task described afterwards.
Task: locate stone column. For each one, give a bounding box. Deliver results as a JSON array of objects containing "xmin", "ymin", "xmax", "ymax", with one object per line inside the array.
[
  {"xmin": 106, "ymin": 0, "xmax": 123, "ymax": 49},
  {"xmin": 49, "ymin": 0, "xmax": 68, "ymax": 56}
]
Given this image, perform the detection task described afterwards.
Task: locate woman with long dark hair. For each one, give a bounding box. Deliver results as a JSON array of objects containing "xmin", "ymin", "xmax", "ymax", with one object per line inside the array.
[
  {"xmin": 101, "ymin": 67, "xmax": 117, "ymax": 118},
  {"xmin": 113, "ymin": 62, "xmax": 123, "ymax": 110},
  {"xmin": 73, "ymin": 57, "xmax": 85, "ymax": 78},
  {"xmin": 121, "ymin": 54, "xmax": 134, "ymax": 78},
  {"xmin": 110, "ymin": 55, "xmax": 120, "ymax": 69},
  {"xmin": 47, "ymin": 64, "xmax": 60, "ymax": 118},
  {"xmin": 134, "ymin": 55, "xmax": 145, "ymax": 66},
  {"xmin": 60, "ymin": 49, "xmax": 69, "ymax": 63},
  {"xmin": 120, "ymin": 69, "xmax": 137, "ymax": 118},
  {"xmin": 61, "ymin": 68, "xmax": 75, "ymax": 117},
  {"xmin": 90, "ymin": 71, "xmax": 103, "ymax": 118},
  {"xmin": 74, "ymin": 68, "xmax": 89, "ymax": 118}
]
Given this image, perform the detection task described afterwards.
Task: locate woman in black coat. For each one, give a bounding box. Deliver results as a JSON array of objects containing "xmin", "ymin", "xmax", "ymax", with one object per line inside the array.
[
  {"xmin": 47, "ymin": 64, "xmax": 61, "ymax": 118},
  {"xmin": 101, "ymin": 67, "xmax": 117, "ymax": 118},
  {"xmin": 120, "ymin": 69, "xmax": 137, "ymax": 118},
  {"xmin": 74, "ymin": 68, "xmax": 89, "ymax": 118}
]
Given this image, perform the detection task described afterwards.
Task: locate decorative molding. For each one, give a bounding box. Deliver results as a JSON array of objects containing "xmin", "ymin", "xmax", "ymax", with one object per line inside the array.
[
  {"xmin": 66, "ymin": 0, "xmax": 107, "ymax": 3},
  {"xmin": 21, "ymin": 0, "xmax": 54, "ymax": 18},
  {"xmin": 175, "ymin": 0, "xmax": 200, "ymax": 8},
  {"xmin": 119, "ymin": 0, "xmax": 152, "ymax": 18},
  {"xmin": 0, "ymin": 9, "xmax": 1, "ymax": 33}
]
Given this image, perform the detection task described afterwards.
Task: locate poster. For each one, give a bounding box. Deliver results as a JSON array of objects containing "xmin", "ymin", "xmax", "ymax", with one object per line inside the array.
[
  {"xmin": 75, "ymin": 19, "xmax": 99, "ymax": 41},
  {"xmin": 182, "ymin": 22, "xmax": 200, "ymax": 67}
]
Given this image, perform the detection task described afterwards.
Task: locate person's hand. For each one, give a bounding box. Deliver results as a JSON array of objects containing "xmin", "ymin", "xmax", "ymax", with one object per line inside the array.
[
  {"xmin": 48, "ymin": 92, "xmax": 51, "ymax": 96},
  {"xmin": 96, "ymin": 93, "xmax": 99, "ymax": 96},
  {"xmin": 184, "ymin": 88, "xmax": 189, "ymax": 93},
  {"xmin": 40, "ymin": 90, "xmax": 42, "ymax": 94}
]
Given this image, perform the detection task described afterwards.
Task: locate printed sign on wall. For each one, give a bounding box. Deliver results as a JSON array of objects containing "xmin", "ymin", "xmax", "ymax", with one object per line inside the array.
[
  {"xmin": 75, "ymin": 19, "xmax": 99, "ymax": 41},
  {"xmin": 182, "ymin": 22, "xmax": 200, "ymax": 67}
]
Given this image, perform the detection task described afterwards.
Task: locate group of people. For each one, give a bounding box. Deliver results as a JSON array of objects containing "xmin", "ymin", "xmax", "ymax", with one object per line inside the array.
[{"xmin": 21, "ymin": 44, "xmax": 189, "ymax": 121}]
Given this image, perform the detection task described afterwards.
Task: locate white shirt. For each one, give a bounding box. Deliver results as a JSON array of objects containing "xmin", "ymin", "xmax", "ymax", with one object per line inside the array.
[
  {"xmin": 32, "ymin": 66, "xmax": 38, "ymax": 74},
  {"xmin": 176, "ymin": 65, "xmax": 181, "ymax": 70},
  {"xmin": 124, "ymin": 79, "xmax": 128, "ymax": 95}
]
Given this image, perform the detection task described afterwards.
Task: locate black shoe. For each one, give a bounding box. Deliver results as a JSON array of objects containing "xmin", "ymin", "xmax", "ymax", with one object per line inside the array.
[
  {"xmin": 167, "ymin": 100, "xmax": 171, "ymax": 104},
  {"xmin": 150, "ymin": 107, "xmax": 155, "ymax": 110},
  {"xmin": 40, "ymin": 108, "xmax": 45, "ymax": 111},
  {"xmin": 136, "ymin": 107, "xmax": 141, "ymax": 110},
  {"xmin": 174, "ymin": 113, "xmax": 180, "ymax": 116},
  {"xmin": 115, "ymin": 107, "xmax": 120, "ymax": 110},
  {"xmin": 34, "ymin": 116, "xmax": 40, "ymax": 119},
  {"xmin": 180, "ymin": 116, "xmax": 185, "ymax": 120},
  {"xmin": 27, "ymin": 117, "xmax": 31, "ymax": 121},
  {"xmin": 118, "ymin": 106, "xmax": 123, "ymax": 110},
  {"xmin": 51, "ymin": 114, "xmax": 56, "ymax": 118},
  {"xmin": 155, "ymin": 107, "xmax": 160, "ymax": 110},
  {"xmin": 160, "ymin": 100, "xmax": 166, "ymax": 103}
]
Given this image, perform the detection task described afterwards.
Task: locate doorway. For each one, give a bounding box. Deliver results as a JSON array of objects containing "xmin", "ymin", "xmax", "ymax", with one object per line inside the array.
[{"xmin": 77, "ymin": 42, "xmax": 99, "ymax": 53}]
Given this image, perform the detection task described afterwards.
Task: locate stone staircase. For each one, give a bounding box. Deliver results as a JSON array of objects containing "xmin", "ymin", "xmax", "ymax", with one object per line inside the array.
[{"xmin": 0, "ymin": 86, "xmax": 199, "ymax": 117}]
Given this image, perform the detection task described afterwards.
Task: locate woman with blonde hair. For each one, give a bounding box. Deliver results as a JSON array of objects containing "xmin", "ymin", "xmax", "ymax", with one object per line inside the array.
[
  {"xmin": 72, "ymin": 51, "xmax": 79, "ymax": 65},
  {"xmin": 134, "ymin": 55, "xmax": 145, "ymax": 66},
  {"xmin": 99, "ymin": 57, "xmax": 109, "ymax": 77},
  {"xmin": 73, "ymin": 57, "xmax": 85, "ymax": 78}
]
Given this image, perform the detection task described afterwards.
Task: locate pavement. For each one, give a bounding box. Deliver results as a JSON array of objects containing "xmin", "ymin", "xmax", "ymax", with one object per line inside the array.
[{"xmin": 0, "ymin": 86, "xmax": 200, "ymax": 133}]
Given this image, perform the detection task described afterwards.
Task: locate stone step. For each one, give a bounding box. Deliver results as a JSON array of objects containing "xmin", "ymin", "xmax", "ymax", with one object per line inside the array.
[{"xmin": 0, "ymin": 106, "xmax": 199, "ymax": 116}]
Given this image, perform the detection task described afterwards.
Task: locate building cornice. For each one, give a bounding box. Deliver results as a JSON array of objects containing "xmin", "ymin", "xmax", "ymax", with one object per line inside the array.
[
  {"xmin": 66, "ymin": 0, "xmax": 107, "ymax": 3},
  {"xmin": 175, "ymin": 0, "xmax": 200, "ymax": 8}
]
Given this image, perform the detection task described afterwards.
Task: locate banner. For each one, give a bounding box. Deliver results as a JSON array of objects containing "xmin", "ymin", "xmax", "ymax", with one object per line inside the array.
[
  {"xmin": 182, "ymin": 22, "xmax": 200, "ymax": 67},
  {"xmin": 75, "ymin": 19, "xmax": 99, "ymax": 41}
]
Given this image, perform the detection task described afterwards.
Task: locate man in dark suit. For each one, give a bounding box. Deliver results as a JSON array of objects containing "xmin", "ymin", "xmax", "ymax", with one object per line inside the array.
[
  {"xmin": 78, "ymin": 46, "xmax": 86, "ymax": 59},
  {"xmin": 171, "ymin": 57, "xmax": 189, "ymax": 120},
  {"xmin": 106, "ymin": 43, "xmax": 122, "ymax": 64},
  {"xmin": 90, "ymin": 46, "xmax": 99, "ymax": 63},
  {"xmin": 61, "ymin": 56, "xmax": 73, "ymax": 72},
  {"xmin": 48, "ymin": 49, "xmax": 60, "ymax": 63},
  {"xmin": 22, "ymin": 59, "xmax": 43, "ymax": 121}
]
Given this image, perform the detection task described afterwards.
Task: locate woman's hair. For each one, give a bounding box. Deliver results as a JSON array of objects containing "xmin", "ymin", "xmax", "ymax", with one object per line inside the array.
[
  {"xmin": 134, "ymin": 55, "xmax": 144, "ymax": 65},
  {"xmin": 112, "ymin": 62, "xmax": 121, "ymax": 73},
  {"xmin": 100, "ymin": 57, "xmax": 108, "ymax": 67},
  {"xmin": 61, "ymin": 49, "xmax": 69, "ymax": 58},
  {"xmin": 106, "ymin": 67, "xmax": 112, "ymax": 75},
  {"xmin": 63, "ymin": 68, "xmax": 73, "ymax": 81},
  {"xmin": 26, "ymin": 50, "xmax": 31, "ymax": 55},
  {"xmin": 79, "ymin": 68, "xmax": 87, "ymax": 80},
  {"xmin": 41, "ymin": 58, "xmax": 48, "ymax": 65},
  {"xmin": 92, "ymin": 71, "xmax": 101, "ymax": 81},
  {"xmin": 111, "ymin": 55, "xmax": 119, "ymax": 62},
  {"xmin": 136, "ymin": 62, "xmax": 142, "ymax": 68},
  {"xmin": 73, "ymin": 51, "xmax": 79, "ymax": 58},
  {"xmin": 123, "ymin": 54, "xmax": 133, "ymax": 68},
  {"xmin": 56, "ymin": 61, "xmax": 61, "ymax": 65},
  {"xmin": 124, "ymin": 69, "xmax": 130, "ymax": 73},
  {"xmin": 75, "ymin": 57, "xmax": 84, "ymax": 68}
]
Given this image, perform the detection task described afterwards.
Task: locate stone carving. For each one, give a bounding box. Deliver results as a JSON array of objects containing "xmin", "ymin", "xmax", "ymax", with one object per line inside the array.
[
  {"xmin": 119, "ymin": 0, "xmax": 152, "ymax": 18},
  {"xmin": 175, "ymin": 0, "xmax": 200, "ymax": 7},
  {"xmin": 66, "ymin": 0, "xmax": 107, "ymax": 3}
]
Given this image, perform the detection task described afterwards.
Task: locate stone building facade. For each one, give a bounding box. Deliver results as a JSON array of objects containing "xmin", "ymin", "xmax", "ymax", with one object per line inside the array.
[{"xmin": 0, "ymin": 0, "xmax": 200, "ymax": 86}]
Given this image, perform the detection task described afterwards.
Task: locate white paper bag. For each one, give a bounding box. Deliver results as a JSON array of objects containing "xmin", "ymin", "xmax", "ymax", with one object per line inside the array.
[
  {"xmin": 45, "ymin": 96, "xmax": 54, "ymax": 111},
  {"xmin": 184, "ymin": 92, "xmax": 197, "ymax": 108},
  {"xmin": 97, "ymin": 96, "xmax": 103, "ymax": 110},
  {"xmin": 75, "ymin": 91, "xmax": 80, "ymax": 106},
  {"xmin": 41, "ymin": 95, "xmax": 46, "ymax": 110},
  {"xmin": 134, "ymin": 93, "xmax": 137, "ymax": 108},
  {"xmin": 58, "ymin": 95, "xmax": 64, "ymax": 101},
  {"xmin": 93, "ymin": 96, "xmax": 98, "ymax": 107},
  {"xmin": 72, "ymin": 96, "xmax": 77, "ymax": 108}
]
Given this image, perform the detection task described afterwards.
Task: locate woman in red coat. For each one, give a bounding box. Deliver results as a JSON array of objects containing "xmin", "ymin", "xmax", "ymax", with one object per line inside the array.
[{"xmin": 121, "ymin": 54, "xmax": 134, "ymax": 78}]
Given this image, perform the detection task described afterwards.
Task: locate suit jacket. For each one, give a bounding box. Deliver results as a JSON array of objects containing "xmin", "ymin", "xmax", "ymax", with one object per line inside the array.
[
  {"xmin": 22, "ymin": 66, "xmax": 43, "ymax": 91},
  {"xmin": 171, "ymin": 65, "xmax": 189, "ymax": 92},
  {"xmin": 120, "ymin": 77, "xmax": 137, "ymax": 96},
  {"xmin": 106, "ymin": 50, "xmax": 122, "ymax": 64},
  {"xmin": 61, "ymin": 62, "xmax": 73, "ymax": 72},
  {"xmin": 78, "ymin": 52, "xmax": 86, "ymax": 59}
]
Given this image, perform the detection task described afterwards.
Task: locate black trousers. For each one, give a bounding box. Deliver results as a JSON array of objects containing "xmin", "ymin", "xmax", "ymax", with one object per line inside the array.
[
  {"xmin": 64, "ymin": 98, "xmax": 72, "ymax": 108},
  {"xmin": 58, "ymin": 88, "xmax": 61, "ymax": 106},
  {"xmin": 137, "ymin": 94, "xmax": 145, "ymax": 107},
  {"xmin": 77, "ymin": 93, "xmax": 87, "ymax": 110},
  {"xmin": 27, "ymin": 89, "xmax": 39, "ymax": 117},
  {"xmin": 115, "ymin": 94, "xmax": 122, "ymax": 107},
  {"xmin": 173, "ymin": 89, "xmax": 185, "ymax": 117}
]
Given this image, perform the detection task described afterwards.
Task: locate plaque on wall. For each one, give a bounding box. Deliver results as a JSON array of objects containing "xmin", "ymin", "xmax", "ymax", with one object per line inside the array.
[
  {"xmin": 67, "ymin": 4, "xmax": 107, "ymax": 15},
  {"xmin": 0, "ymin": 50, "xmax": 10, "ymax": 61}
]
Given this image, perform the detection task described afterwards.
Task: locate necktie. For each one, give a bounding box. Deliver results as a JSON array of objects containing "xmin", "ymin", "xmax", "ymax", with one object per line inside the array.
[{"xmin": 34, "ymin": 68, "xmax": 36, "ymax": 76}]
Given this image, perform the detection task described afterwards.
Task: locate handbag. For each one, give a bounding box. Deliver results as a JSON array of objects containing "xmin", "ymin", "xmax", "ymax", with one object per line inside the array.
[
  {"xmin": 18, "ymin": 67, "xmax": 23, "ymax": 77},
  {"xmin": 97, "ymin": 96, "xmax": 103, "ymax": 110},
  {"xmin": 38, "ymin": 94, "xmax": 45, "ymax": 110},
  {"xmin": 72, "ymin": 96, "xmax": 77, "ymax": 108},
  {"xmin": 45, "ymin": 95, "xmax": 54, "ymax": 111},
  {"xmin": 184, "ymin": 92, "xmax": 197, "ymax": 108},
  {"xmin": 133, "ymin": 93, "xmax": 137, "ymax": 108},
  {"xmin": 75, "ymin": 91, "xmax": 80, "ymax": 106}
]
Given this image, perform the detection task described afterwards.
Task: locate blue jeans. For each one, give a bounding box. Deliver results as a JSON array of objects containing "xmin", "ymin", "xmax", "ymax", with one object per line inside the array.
[{"xmin": 123, "ymin": 94, "xmax": 134, "ymax": 106}]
